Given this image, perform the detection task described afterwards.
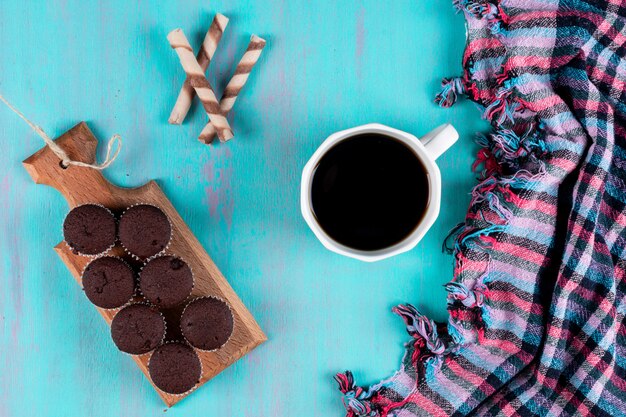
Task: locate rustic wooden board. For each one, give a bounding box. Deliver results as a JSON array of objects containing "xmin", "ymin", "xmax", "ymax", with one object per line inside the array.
[{"xmin": 22, "ymin": 122, "xmax": 266, "ymax": 407}]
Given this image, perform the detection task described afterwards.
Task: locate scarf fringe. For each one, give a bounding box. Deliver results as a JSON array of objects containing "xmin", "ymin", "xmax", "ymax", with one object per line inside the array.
[
  {"xmin": 335, "ymin": 371, "xmax": 378, "ymax": 417},
  {"xmin": 393, "ymin": 305, "xmax": 447, "ymax": 379},
  {"xmin": 454, "ymin": 0, "xmax": 510, "ymax": 35},
  {"xmin": 435, "ymin": 76, "xmax": 467, "ymax": 108},
  {"xmin": 445, "ymin": 282, "xmax": 488, "ymax": 308},
  {"xmin": 474, "ymin": 122, "xmax": 547, "ymax": 179},
  {"xmin": 453, "ymin": 0, "xmax": 491, "ymax": 19}
]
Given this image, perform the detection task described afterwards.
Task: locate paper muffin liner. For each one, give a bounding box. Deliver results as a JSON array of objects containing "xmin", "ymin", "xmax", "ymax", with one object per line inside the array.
[
  {"xmin": 118, "ymin": 202, "xmax": 173, "ymax": 261},
  {"xmin": 110, "ymin": 301, "xmax": 167, "ymax": 357},
  {"xmin": 62, "ymin": 203, "xmax": 117, "ymax": 258},
  {"xmin": 80, "ymin": 255, "xmax": 138, "ymax": 311},
  {"xmin": 147, "ymin": 340, "xmax": 204, "ymax": 397},
  {"xmin": 137, "ymin": 253, "xmax": 195, "ymax": 309},
  {"xmin": 179, "ymin": 295, "xmax": 234, "ymax": 352}
]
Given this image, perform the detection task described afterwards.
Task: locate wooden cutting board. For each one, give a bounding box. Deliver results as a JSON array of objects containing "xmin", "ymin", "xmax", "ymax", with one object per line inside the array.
[{"xmin": 22, "ymin": 122, "xmax": 266, "ymax": 406}]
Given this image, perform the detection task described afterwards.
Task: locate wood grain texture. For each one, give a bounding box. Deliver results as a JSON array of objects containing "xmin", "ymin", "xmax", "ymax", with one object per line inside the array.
[
  {"xmin": 0, "ymin": 1, "xmax": 489, "ymax": 416},
  {"xmin": 23, "ymin": 122, "xmax": 266, "ymax": 406}
]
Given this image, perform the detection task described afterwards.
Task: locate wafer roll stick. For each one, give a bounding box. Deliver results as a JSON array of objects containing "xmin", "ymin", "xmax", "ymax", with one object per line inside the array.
[
  {"xmin": 199, "ymin": 35, "xmax": 266, "ymax": 144},
  {"xmin": 169, "ymin": 14, "xmax": 229, "ymax": 125},
  {"xmin": 168, "ymin": 29, "xmax": 234, "ymax": 141}
]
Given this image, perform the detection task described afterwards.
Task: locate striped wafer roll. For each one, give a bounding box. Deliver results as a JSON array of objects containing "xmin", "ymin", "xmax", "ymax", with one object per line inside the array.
[
  {"xmin": 168, "ymin": 14, "xmax": 229, "ymax": 125},
  {"xmin": 199, "ymin": 35, "xmax": 266, "ymax": 144},
  {"xmin": 167, "ymin": 29, "xmax": 234, "ymax": 141}
]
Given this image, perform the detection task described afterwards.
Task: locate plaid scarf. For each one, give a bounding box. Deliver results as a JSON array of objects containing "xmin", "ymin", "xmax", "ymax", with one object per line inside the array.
[{"xmin": 335, "ymin": 1, "xmax": 626, "ymax": 416}]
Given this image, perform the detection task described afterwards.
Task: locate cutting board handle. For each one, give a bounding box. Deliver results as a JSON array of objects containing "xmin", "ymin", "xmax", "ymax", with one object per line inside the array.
[{"xmin": 22, "ymin": 122, "xmax": 145, "ymax": 208}]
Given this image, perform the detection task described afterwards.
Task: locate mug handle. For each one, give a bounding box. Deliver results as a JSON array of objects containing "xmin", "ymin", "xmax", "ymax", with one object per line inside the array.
[{"xmin": 419, "ymin": 124, "xmax": 459, "ymax": 160}]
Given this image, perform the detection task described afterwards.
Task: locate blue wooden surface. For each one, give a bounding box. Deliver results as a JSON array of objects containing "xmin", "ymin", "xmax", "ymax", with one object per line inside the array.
[{"xmin": 0, "ymin": 1, "xmax": 488, "ymax": 416}]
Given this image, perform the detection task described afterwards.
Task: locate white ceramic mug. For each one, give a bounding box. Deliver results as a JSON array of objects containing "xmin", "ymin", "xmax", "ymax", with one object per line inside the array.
[{"xmin": 301, "ymin": 123, "xmax": 459, "ymax": 262}]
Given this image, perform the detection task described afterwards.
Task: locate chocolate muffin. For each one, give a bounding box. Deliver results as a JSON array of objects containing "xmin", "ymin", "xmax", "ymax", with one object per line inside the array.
[
  {"xmin": 149, "ymin": 342, "xmax": 201, "ymax": 395},
  {"xmin": 82, "ymin": 256, "xmax": 135, "ymax": 309},
  {"xmin": 111, "ymin": 303, "xmax": 166, "ymax": 355},
  {"xmin": 63, "ymin": 204, "xmax": 116, "ymax": 256},
  {"xmin": 139, "ymin": 256, "xmax": 193, "ymax": 308},
  {"xmin": 118, "ymin": 204, "xmax": 172, "ymax": 259},
  {"xmin": 181, "ymin": 297, "xmax": 234, "ymax": 351}
]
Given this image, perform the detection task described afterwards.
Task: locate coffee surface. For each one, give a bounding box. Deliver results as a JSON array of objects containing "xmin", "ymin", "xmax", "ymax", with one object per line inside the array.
[{"xmin": 311, "ymin": 134, "xmax": 429, "ymax": 251}]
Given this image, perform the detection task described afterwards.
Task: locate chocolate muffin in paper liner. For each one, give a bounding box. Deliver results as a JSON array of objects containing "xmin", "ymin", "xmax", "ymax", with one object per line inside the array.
[
  {"xmin": 148, "ymin": 341, "xmax": 202, "ymax": 395},
  {"xmin": 180, "ymin": 296, "xmax": 234, "ymax": 351},
  {"xmin": 139, "ymin": 255, "xmax": 194, "ymax": 309},
  {"xmin": 81, "ymin": 256, "xmax": 136, "ymax": 309},
  {"xmin": 63, "ymin": 203, "xmax": 116, "ymax": 257},
  {"xmin": 118, "ymin": 204, "xmax": 172, "ymax": 260},
  {"xmin": 111, "ymin": 302, "xmax": 166, "ymax": 355}
]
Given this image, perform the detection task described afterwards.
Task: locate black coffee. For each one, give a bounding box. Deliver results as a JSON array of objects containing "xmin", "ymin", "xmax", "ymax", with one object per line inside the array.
[{"xmin": 311, "ymin": 133, "xmax": 430, "ymax": 251}]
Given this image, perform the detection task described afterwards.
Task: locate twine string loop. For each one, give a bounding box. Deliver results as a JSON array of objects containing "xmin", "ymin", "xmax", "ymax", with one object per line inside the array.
[{"xmin": 0, "ymin": 93, "xmax": 121, "ymax": 170}]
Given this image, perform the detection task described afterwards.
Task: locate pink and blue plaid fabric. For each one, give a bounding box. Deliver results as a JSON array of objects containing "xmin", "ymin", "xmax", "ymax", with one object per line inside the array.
[{"xmin": 336, "ymin": 1, "xmax": 626, "ymax": 416}]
